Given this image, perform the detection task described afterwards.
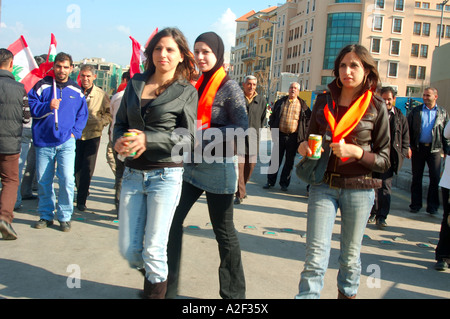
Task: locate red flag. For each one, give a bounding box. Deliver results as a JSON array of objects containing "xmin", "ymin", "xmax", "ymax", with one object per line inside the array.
[
  {"xmin": 38, "ymin": 33, "xmax": 58, "ymax": 78},
  {"xmin": 129, "ymin": 28, "xmax": 158, "ymax": 78},
  {"xmin": 7, "ymin": 36, "xmax": 40, "ymax": 92}
]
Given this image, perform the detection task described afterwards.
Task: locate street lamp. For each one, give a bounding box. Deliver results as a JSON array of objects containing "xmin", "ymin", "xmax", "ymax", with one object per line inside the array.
[{"xmin": 439, "ymin": 0, "xmax": 449, "ymax": 47}]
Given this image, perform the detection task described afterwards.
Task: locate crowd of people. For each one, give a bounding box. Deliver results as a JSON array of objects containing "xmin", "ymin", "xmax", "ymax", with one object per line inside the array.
[{"xmin": 0, "ymin": 28, "xmax": 449, "ymax": 299}]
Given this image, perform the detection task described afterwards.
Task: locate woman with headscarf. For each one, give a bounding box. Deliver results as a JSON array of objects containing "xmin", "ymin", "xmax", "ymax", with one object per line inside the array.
[{"xmin": 166, "ymin": 32, "xmax": 248, "ymax": 299}]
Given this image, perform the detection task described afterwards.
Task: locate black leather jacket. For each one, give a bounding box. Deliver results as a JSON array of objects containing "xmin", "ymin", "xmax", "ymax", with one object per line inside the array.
[
  {"xmin": 307, "ymin": 80, "xmax": 390, "ymax": 176},
  {"xmin": 113, "ymin": 72, "xmax": 198, "ymax": 164},
  {"xmin": 407, "ymin": 104, "xmax": 450, "ymax": 154}
]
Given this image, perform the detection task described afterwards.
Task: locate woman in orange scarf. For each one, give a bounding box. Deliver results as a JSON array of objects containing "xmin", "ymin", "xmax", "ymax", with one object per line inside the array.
[
  {"xmin": 295, "ymin": 45, "xmax": 390, "ymax": 299},
  {"xmin": 166, "ymin": 32, "xmax": 248, "ymax": 299}
]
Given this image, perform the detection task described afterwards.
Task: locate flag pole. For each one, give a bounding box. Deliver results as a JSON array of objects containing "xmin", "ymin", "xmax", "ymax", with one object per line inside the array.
[{"xmin": 53, "ymin": 78, "xmax": 59, "ymax": 131}]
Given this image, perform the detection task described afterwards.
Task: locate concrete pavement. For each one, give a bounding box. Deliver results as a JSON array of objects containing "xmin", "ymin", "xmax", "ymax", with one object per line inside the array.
[{"xmin": 0, "ymin": 128, "xmax": 448, "ymax": 300}]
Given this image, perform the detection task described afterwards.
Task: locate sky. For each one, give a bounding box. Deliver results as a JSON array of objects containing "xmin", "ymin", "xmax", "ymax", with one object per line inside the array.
[{"xmin": 0, "ymin": 0, "xmax": 275, "ymax": 67}]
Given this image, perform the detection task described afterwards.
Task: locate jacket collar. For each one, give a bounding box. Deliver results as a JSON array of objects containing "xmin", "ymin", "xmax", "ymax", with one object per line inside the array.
[
  {"xmin": 132, "ymin": 71, "xmax": 188, "ymax": 107},
  {"xmin": 0, "ymin": 69, "xmax": 16, "ymax": 81}
]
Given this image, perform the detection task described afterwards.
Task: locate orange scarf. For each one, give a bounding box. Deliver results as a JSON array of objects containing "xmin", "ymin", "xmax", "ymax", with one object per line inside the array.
[
  {"xmin": 324, "ymin": 90, "xmax": 373, "ymax": 161},
  {"xmin": 195, "ymin": 67, "xmax": 227, "ymax": 130}
]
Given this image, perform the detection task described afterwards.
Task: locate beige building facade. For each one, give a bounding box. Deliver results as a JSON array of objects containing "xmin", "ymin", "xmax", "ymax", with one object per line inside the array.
[{"xmin": 230, "ymin": 0, "xmax": 450, "ymax": 103}]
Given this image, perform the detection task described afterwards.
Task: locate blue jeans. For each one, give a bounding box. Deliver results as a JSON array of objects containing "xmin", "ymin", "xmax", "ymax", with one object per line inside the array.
[
  {"xmin": 35, "ymin": 138, "xmax": 76, "ymax": 222},
  {"xmin": 119, "ymin": 167, "xmax": 183, "ymax": 284},
  {"xmin": 296, "ymin": 183, "xmax": 375, "ymax": 299}
]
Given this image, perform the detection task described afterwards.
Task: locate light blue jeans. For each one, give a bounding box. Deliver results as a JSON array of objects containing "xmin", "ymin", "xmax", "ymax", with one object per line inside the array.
[
  {"xmin": 35, "ymin": 138, "xmax": 76, "ymax": 222},
  {"xmin": 119, "ymin": 167, "xmax": 183, "ymax": 284},
  {"xmin": 296, "ymin": 183, "xmax": 375, "ymax": 299}
]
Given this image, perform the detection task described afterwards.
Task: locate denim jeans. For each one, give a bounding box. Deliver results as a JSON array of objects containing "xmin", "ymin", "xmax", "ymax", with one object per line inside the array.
[
  {"xmin": 35, "ymin": 138, "xmax": 76, "ymax": 222},
  {"xmin": 296, "ymin": 183, "xmax": 374, "ymax": 299},
  {"xmin": 118, "ymin": 167, "xmax": 183, "ymax": 284}
]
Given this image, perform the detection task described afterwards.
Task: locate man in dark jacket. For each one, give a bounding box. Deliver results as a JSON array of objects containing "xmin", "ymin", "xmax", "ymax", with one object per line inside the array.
[
  {"xmin": 263, "ymin": 82, "xmax": 311, "ymax": 191},
  {"xmin": 408, "ymin": 87, "xmax": 450, "ymax": 214},
  {"xmin": 369, "ymin": 87, "xmax": 410, "ymax": 228},
  {"xmin": 235, "ymin": 75, "xmax": 267, "ymax": 204},
  {"xmin": 0, "ymin": 49, "xmax": 30, "ymax": 240}
]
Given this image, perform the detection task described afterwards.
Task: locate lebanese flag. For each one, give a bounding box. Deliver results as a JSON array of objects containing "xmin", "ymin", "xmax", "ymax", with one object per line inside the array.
[
  {"xmin": 38, "ymin": 33, "xmax": 58, "ymax": 78},
  {"xmin": 46, "ymin": 33, "xmax": 57, "ymax": 63},
  {"xmin": 129, "ymin": 36, "xmax": 146, "ymax": 79},
  {"xmin": 7, "ymin": 36, "xmax": 40, "ymax": 92},
  {"xmin": 129, "ymin": 28, "xmax": 158, "ymax": 78}
]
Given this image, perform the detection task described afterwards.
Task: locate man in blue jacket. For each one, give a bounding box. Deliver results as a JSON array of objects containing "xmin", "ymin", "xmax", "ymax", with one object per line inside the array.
[{"xmin": 28, "ymin": 52, "xmax": 88, "ymax": 232}]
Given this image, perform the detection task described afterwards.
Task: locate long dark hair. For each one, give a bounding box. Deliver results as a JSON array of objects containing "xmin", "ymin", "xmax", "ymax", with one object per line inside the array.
[
  {"xmin": 333, "ymin": 44, "xmax": 379, "ymax": 96},
  {"xmin": 144, "ymin": 27, "xmax": 197, "ymax": 95}
]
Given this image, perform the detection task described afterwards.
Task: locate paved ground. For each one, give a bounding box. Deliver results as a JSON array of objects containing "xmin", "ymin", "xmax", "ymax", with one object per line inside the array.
[{"xmin": 0, "ymin": 129, "xmax": 449, "ymax": 301}]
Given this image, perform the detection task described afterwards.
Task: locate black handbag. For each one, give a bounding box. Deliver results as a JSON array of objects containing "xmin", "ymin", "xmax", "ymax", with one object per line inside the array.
[
  {"xmin": 295, "ymin": 134, "xmax": 331, "ymax": 185},
  {"xmin": 295, "ymin": 94, "xmax": 333, "ymax": 185}
]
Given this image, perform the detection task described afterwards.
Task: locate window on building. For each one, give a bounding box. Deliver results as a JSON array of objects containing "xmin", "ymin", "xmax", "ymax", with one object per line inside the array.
[
  {"xmin": 413, "ymin": 22, "xmax": 421, "ymax": 35},
  {"xmin": 418, "ymin": 66, "xmax": 426, "ymax": 79},
  {"xmin": 422, "ymin": 2, "xmax": 430, "ymax": 9},
  {"xmin": 446, "ymin": 25, "xmax": 450, "ymax": 38},
  {"xmin": 323, "ymin": 12, "xmax": 361, "ymax": 69},
  {"xmin": 423, "ymin": 23, "xmax": 430, "ymax": 36},
  {"xmin": 373, "ymin": 16, "xmax": 383, "ymax": 31},
  {"xmin": 409, "ymin": 65, "xmax": 417, "ymax": 79},
  {"xmin": 394, "ymin": 0, "xmax": 405, "ymax": 11},
  {"xmin": 420, "ymin": 44, "xmax": 428, "ymax": 58},
  {"xmin": 415, "ymin": 2, "xmax": 420, "ymax": 8},
  {"xmin": 393, "ymin": 18, "xmax": 403, "ymax": 33},
  {"xmin": 411, "ymin": 43, "xmax": 419, "ymax": 57},
  {"xmin": 376, "ymin": 0, "xmax": 385, "ymax": 9},
  {"xmin": 390, "ymin": 40, "xmax": 400, "ymax": 55},
  {"xmin": 388, "ymin": 61, "xmax": 399, "ymax": 77},
  {"xmin": 371, "ymin": 38, "xmax": 381, "ymax": 53}
]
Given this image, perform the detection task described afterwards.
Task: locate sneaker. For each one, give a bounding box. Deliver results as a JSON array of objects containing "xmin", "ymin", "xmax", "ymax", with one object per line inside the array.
[
  {"xmin": 234, "ymin": 197, "xmax": 243, "ymax": 205},
  {"xmin": 368, "ymin": 214, "xmax": 376, "ymax": 224},
  {"xmin": 77, "ymin": 204, "xmax": 87, "ymax": 211},
  {"xmin": 376, "ymin": 218, "xmax": 387, "ymax": 228},
  {"xmin": 434, "ymin": 260, "xmax": 447, "ymax": 271},
  {"xmin": 0, "ymin": 220, "xmax": 18, "ymax": 240},
  {"xmin": 263, "ymin": 183, "xmax": 273, "ymax": 189},
  {"xmin": 33, "ymin": 219, "xmax": 53, "ymax": 229},
  {"xmin": 59, "ymin": 221, "xmax": 71, "ymax": 232}
]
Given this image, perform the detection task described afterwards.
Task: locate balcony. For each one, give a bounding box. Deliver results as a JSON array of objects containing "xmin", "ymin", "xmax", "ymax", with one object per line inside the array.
[
  {"xmin": 242, "ymin": 52, "xmax": 257, "ymax": 62},
  {"xmin": 254, "ymin": 65, "xmax": 266, "ymax": 73},
  {"xmin": 261, "ymin": 31, "xmax": 273, "ymax": 41}
]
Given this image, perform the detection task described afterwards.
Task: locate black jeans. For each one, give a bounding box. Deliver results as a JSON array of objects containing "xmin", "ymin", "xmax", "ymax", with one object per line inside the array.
[
  {"xmin": 166, "ymin": 181, "xmax": 246, "ymax": 299},
  {"xmin": 372, "ymin": 167, "xmax": 394, "ymax": 220},
  {"xmin": 436, "ymin": 187, "xmax": 450, "ymax": 261},
  {"xmin": 267, "ymin": 132, "xmax": 299, "ymax": 188},
  {"xmin": 75, "ymin": 137, "xmax": 101, "ymax": 206},
  {"xmin": 410, "ymin": 145, "xmax": 441, "ymax": 212}
]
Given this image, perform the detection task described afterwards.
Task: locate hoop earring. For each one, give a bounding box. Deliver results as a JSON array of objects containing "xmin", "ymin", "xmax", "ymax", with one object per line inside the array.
[{"xmin": 336, "ymin": 78, "xmax": 342, "ymax": 89}]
